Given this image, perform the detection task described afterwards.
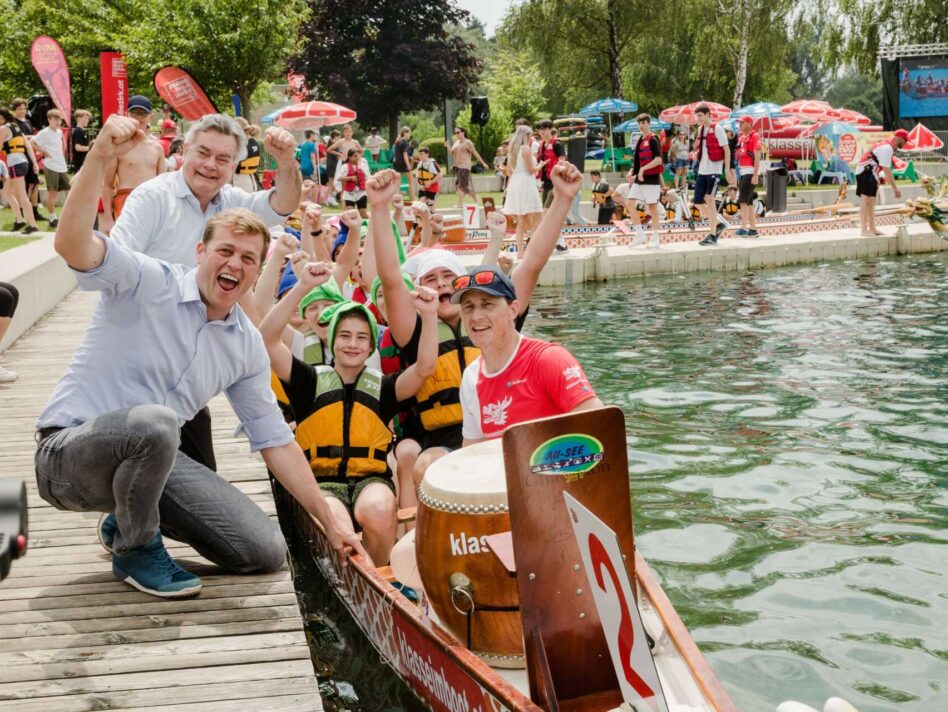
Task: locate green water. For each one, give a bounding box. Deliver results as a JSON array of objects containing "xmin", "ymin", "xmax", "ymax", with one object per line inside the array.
[
  {"xmin": 527, "ymin": 254, "xmax": 947, "ymax": 711},
  {"xmin": 295, "ymin": 253, "xmax": 946, "ymax": 711}
]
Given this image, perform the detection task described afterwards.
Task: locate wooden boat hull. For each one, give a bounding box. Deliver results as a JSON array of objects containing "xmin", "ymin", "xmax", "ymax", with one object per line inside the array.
[{"xmin": 283, "ymin": 493, "xmax": 737, "ymax": 711}]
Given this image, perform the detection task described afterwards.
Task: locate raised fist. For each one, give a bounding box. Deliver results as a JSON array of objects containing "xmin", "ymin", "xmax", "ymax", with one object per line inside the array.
[
  {"xmin": 90, "ymin": 115, "xmax": 145, "ymax": 160},
  {"xmin": 263, "ymin": 126, "xmax": 297, "ymax": 163},
  {"xmin": 366, "ymin": 169, "xmax": 401, "ymax": 206}
]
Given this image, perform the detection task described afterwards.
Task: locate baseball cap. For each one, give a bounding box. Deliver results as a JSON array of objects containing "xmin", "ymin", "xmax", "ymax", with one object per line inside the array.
[
  {"xmin": 738, "ymin": 114, "xmax": 753, "ymax": 123},
  {"xmin": 450, "ymin": 266, "xmax": 517, "ymax": 304},
  {"xmin": 128, "ymin": 95, "xmax": 153, "ymax": 113},
  {"xmin": 893, "ymin": 129, "xmax": 909, "ymax": 140},
  {"xmin": 161, "ymin": 119, "xmax": 177, "ymax": 131}
]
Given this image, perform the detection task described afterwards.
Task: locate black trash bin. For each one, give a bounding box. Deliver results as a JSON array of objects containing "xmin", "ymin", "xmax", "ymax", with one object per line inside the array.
[
  {"xmin": 765, "ymin": 165, "xmax": 788, "ymax": 213},
  {"xmin": 566, "ymin": 135, "xmax": 587, "ymax": 173}
]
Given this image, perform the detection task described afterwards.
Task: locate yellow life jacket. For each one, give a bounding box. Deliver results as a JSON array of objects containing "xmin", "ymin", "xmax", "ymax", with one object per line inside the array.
[
  {"xmin": 3, "ymin": 124, "xmax": 26, "ymax": 155},
  {"xmin": 237, "ymin": 138, "xmax": 260, "ymax": 175},
  {"xmin": 416, "ymin": 159, "xmax": 440, "ymax": 188},
  {"xmin": 722, "ymin": 198, "xmax": 740, "ymax": 216},
  {"xmin": 294, "ymin": 366, "xmax": 393, "ymax": 479},
  {"xmin": 414, "ymin": 319, "xmax": 479, "ymax": 431}
]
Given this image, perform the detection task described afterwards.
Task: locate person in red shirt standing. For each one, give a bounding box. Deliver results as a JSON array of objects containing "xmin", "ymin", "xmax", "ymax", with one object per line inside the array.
[
  {"xmin": 854, "ymin": 129, "xmax": 907, "ymax": 237},
  {"xmin": 455, "ymin": 266, "xmax": 602, "ymax": 444},
  {"xmin": 734, "ymin": 115, "xmax": 762, "ymax": 237}
]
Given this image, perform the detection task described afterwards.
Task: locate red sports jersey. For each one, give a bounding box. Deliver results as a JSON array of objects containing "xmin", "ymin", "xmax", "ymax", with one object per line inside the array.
[{"xmin": 461, "ymin": 336, "xmax": 597, "ymax": 441}]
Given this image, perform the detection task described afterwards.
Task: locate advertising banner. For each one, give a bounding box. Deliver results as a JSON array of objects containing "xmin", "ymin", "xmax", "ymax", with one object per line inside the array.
[
  {"xmin": 153, "ymin": 66, "xmax": 218, "ymax": 120},
  {"xmin": 30, "ymin": 36, "xmax": 72, "ymax": 125},
  {"xmin": 99, "ymin": 51, "xmax": 128, "ymax": 120}
]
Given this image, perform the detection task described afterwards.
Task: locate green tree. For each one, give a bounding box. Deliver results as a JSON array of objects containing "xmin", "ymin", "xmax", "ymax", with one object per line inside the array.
[
  {"xmin": 122, "ymin": 0, "xmax": 308, "ymax": 116},
  {"xmin": 823, "ymin": 70, "xmax": 884, "ymax": 123},
  {"xmin": 0, "ymin": 0, "xmax": 305, "ymax": 119},
  {"xmin": 824, "ymin": 0, "xmax": 947, "ymax": 75},
  {"xmin": 484, "ymin": 48, "xmax": 547, "ymax": 124},
  {"xmin": 290, "ymin": 0, "xmax": 483, "ymax": 143}
]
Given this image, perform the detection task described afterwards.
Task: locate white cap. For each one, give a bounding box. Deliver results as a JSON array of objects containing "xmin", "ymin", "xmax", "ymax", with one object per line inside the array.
[{"xmin": 409, "ymin": 248, "xmax": 466, "ymax": 284}]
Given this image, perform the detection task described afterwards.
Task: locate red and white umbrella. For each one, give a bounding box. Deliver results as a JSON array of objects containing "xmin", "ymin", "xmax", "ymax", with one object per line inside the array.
[
  {"xmin": 753, "ymin": 114, "xmax": 799, "ymax": 133},
  {"xmin": 834, "ymin": 108, "xmax": 872, "ymax": 126},
  {"xmin": 275, "ymin": 101, "xmax": 356, "ymax": 130},
  {"xmin": 660, "ymin": 101, "xmax": 731, "ymax": 125},
  {"xmin": 780, "ymin": 100, "xmax": 840, "ymax": 121},
  {"xmin": 903, "ymin": 122, "xmax": 944, "ymax": 152}
]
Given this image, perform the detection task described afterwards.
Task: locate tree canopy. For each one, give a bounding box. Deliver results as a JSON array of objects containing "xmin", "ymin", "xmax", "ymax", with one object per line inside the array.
[
  {"xmin": 289, "ymin": 0, "xmax": 482, "ymax": 141},
  {"xmin": 0, "ymin": 0, "xmax": 307, "ymax": 117}
]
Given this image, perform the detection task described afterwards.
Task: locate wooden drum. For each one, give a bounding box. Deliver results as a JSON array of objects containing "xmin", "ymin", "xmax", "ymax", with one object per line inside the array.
[
  {"xmin": 440, "ymin": 214, "xmax": 466, "ymax": 243},
  {"xmin": 415, "ymin": 439, "xmax": 524, "ymax": 667}
]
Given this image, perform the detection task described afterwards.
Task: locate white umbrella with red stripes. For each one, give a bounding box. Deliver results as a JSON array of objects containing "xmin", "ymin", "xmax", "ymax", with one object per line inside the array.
[
  {"xmin": 780, "ymin": 100, "xmax": 840, "ymax": 121},
  {"xmin": 275, "ymin": 101, "xmax": 357, "ymax": 130},
  {"xmin": 903, "ymin": 122, "xmax": 944, "ymax": 152},
  {"xmin": 660, "ymin": 101, "xmax": 731, "ymax": 125}
]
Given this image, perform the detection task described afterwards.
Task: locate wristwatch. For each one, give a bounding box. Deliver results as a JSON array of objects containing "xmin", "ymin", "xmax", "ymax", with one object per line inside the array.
[{"xmin": 310, "ymin": 229, "xmax": 323, "ymax": 236}]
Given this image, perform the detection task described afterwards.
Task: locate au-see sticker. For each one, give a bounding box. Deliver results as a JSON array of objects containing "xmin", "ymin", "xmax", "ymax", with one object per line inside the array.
[{"xmin": 529, "ymin": 434, "xmax": 604, "ymax": 482}]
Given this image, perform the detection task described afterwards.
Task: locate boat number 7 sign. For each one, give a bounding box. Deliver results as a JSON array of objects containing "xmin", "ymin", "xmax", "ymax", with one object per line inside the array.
[{"xmin": 564, "ymin": 492, "xmax": 668, "ymax": 712}]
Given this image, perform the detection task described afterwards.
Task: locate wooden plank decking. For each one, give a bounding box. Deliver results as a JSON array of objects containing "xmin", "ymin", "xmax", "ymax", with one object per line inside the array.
[{"xmin": 0, "ymin": 290, "xmax": 322, "ymax": 711}]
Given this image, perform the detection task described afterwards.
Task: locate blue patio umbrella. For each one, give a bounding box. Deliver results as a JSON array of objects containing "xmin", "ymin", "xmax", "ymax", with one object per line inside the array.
[
  {"xmin": 739, "ymin": 102, "xmax": 786, "ymax": 116},
  {"xmin": 810, "ymin": 120, "xmax": 862, "ymax": 137},
  {"xmin": 615, "ymin": 116, "xmax": 671, "ymax": 133},
  {"xmin": 261, "ymin": 105, "xmax": 290, "ymax": 125},
  {"xmin": 579, "ymin": 97, "xmax": 639, "ymax": 170}
]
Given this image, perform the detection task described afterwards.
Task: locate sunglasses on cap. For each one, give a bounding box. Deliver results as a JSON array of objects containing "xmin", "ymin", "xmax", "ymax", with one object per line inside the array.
[{"xmin": 452, "ymin": 269, "xmax": 503, "ymax": 291}]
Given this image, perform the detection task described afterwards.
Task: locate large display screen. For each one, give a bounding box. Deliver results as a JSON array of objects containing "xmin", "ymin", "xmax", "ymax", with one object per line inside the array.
[{"xmin": 899, "ymin": 57, "xmax": 948, "ymax": 118}]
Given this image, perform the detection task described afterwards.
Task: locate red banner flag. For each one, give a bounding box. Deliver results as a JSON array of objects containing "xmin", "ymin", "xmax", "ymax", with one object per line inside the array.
[
  {"xmin": 30, "ymin": 36, "xmax": 72, "ymax": 126},
  {"xmin": 153, "ymin": 66, "xmax": 218, "ymax": 120},
  {"xmin": 287, "ymin": 71, "xmax": 310, "ymax": 102},
  {"xmin": 99, "ymin": 51, "xmax": 128, "ymax": 121}
]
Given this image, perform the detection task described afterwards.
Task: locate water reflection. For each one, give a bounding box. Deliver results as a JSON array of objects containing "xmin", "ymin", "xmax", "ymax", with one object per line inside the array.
[{"xmin": 528, "ymin": 254, "xmax": 947, "ymax": 712}]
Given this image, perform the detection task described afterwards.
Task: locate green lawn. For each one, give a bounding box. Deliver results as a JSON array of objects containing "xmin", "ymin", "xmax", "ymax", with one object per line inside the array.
[{"xmin": 0, "ymin": 235, "xmax": 40, "ymax": 253}]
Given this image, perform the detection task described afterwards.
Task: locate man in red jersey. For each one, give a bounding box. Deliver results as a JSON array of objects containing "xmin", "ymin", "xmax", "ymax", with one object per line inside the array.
[{"xmin": 454, "ymin": 266, "xmax": 602, "ymax": 444}]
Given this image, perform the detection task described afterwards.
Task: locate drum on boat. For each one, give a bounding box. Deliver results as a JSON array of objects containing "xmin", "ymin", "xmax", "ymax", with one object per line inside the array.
[
  {"xmin": 441, "ymin": 214, "xmax": 466, "ymax": 243},
  {"xmin": 414, "ymin": 439, "xmax": 524, "ymax": 667}
]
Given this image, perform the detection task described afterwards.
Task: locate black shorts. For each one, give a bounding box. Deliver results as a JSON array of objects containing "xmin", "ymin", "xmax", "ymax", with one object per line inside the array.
[
  {"xmin": 419, "ymin": 190, "xmax": 438, "ymax": 202},
  {"xmin": 420, "ymin": 424, "xmax": 463, "ymax": 452},
  {"xmin": 345, "ymin": 196, "xmax": 368, "ymax": 209},
  {"xmin": 693, "ymin": 173, "xmax": 720, "ymax": 204},
  {"xmin": 855, "ymin": 170, "xmax": 878, "ymax": 198},
  {"xmin": 8, "ymin": 162, "xmax": 28, "ymax": 178},
  {"xmin": 738, "ymin": 175, "xmax": 755, "ymax": 205},
  {"xmin": 24, "ymin": 160, "xmax": 39, "ymax": 186}
]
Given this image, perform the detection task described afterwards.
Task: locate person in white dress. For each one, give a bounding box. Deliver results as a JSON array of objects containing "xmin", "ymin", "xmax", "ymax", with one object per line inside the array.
[{"xmin": 502, "ymin": 125, "xmax": 543, "ymax": 255}]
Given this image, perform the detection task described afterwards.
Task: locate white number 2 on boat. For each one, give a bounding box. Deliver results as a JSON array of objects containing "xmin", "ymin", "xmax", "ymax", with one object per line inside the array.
[{"xmin": 564, "ymin": 492, "xmax": 669, "ymax": 712}]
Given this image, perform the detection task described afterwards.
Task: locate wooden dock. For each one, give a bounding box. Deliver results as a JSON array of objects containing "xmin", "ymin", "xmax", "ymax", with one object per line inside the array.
[{"xmin": 0, "ymin": 290, "xmax": 323, "ymax": 711}]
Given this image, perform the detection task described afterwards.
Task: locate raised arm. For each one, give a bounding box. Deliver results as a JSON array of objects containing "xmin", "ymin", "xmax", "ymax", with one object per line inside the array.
[
  {"xmin": 481, "ymin": 211, "xmax": 508, "ymax": 266},
  {"xmin": 252, "ymin": 232, "xmax": 299, "ymax": 327},
  {"xmin": 259, "ymin": 261, "xmax": 332, "ymax": 382},
  {"xmin": 264, "ymin": 126, "xmax": 302, "ymax": 216},
  {"xmin": 394, "ymin": 287, "xmax": 439, "ymax": 400},
  {"xmin": 511, "ymin": 162, "xmax": 581, "ymax": 310},
  {"xmin": 99, "ymin": 157, "xmax": 119, "ymax": 233},
  {"xmin": 332, "ymin": 209, "xmax": 362, "ymax": 289},
  {"xmin": 56, "ymin": 116, "xmax": 145, "ymax": 271},
  {"xmin": 367, "ymin": 169, "xmax": 416, "ymax": 345}
]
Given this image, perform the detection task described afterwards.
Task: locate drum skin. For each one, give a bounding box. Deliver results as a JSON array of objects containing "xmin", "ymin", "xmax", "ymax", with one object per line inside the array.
[{"xmin": 415, "ymin": 443, "xmax": 524, "ymax": 666}]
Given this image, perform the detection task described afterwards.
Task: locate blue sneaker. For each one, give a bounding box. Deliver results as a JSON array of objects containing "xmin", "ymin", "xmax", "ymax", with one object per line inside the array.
[
  {"xmin": 735, "ymin": 228, "xmax": 748, "ymax": 236},
  {"xmin": 112, "ymin": 533, "xmax": 202, "ymax": 598},
  {"xmin": 97, "ymin": 513, "xmax": 117, "ymax": 554},
  {"xmin": 392, "ymin": 580, "xmax": 420, "ymax": 604}
]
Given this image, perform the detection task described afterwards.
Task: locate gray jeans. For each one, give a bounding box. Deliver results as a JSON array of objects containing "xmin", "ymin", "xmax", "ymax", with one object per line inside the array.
[{"xmin": 34, "ymin": 404, "xmax": 286, "ymax": 573}]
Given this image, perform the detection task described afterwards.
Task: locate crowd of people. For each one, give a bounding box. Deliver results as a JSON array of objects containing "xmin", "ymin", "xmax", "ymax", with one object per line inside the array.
[{"xmin": 28, "ymin": 107, "xmax": 600, "ymax": 600}]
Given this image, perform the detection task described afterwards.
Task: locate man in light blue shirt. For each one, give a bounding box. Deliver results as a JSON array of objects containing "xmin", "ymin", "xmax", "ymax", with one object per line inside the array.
[
  {"xmin": 109, "ymin": 114, "xmax": 302, "ymax": 473},
  {"xmin": 35, "ymin": 115, "xmax": 364, "ymax": 598}
]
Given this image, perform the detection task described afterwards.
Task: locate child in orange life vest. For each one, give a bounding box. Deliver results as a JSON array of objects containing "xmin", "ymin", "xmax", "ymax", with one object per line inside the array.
[
  {"xmin": 260, "ymin": 260, "xmax": 441, "ymax": 567},
  {"xmin": 720, "ymin": 185, "xmax": 740, "ymax": 218},
  {"xmin": 414, "ymin": 146, "xmax": 441, "ymax": 207}
]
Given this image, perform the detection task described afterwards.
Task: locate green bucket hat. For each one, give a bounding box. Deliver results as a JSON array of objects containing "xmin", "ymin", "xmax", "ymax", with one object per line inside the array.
[
  {"xmin": 298, "ymin": 279, "xmax": 345, "ymax": 319},
  {"xmin": 370, "ymin": 272, "xmax": 415, "ymax": 309},
  {"xmin": 326, "ymin": 301, "xmax": 379, "ymax": 352}
]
